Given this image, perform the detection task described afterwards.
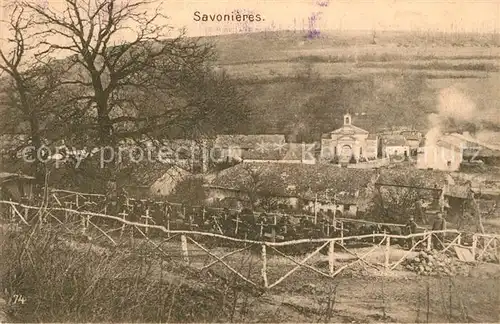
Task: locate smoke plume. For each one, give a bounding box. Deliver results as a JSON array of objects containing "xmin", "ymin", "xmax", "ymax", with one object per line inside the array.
[{"xmin": 425, "ymin": 85, "xmax": 500, "ymax": 146}]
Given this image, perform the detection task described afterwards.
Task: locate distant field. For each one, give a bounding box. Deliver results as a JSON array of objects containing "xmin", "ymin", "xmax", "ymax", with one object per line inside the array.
[
  {"xmin": 206, "ymin": 30, "xmax": 500, "ymax": 83},
  {"xmin": 205, "ymin": 30, "xmax": 500, "ymax": 65},
  {"xmin": 222, "ymin": 61, "xmax": 494, "ymax": 80}
]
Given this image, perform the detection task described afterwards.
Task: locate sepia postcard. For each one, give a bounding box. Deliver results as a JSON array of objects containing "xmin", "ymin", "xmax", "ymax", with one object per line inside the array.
[{"xmin": 0, "ymin": 0, "xmax": 499, "ymax": 322}]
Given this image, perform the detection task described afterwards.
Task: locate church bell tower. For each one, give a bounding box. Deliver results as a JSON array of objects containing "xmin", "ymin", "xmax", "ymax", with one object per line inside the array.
[{"xmin": 344, "ymin": 113, "xmax": 352, "ymax": 126}]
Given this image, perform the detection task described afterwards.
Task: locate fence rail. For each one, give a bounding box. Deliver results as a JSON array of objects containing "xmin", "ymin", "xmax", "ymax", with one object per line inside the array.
[{"xmin": 1, "ymin": 200, "xmax": 499, "ymax": 290}]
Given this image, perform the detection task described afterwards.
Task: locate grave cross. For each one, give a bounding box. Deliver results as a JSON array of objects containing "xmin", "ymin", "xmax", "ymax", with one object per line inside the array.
[
  {"xmin": 232, "ymin": 215, "xmax": 243, "ymax": 235},
  {"xmin": 119, "ymin": 211, "xmax": 128, "ymax": 237},
  {"xmin": 64, "ymin": 201, "xmax": 76, "ymax": 222},
  {"xmin": 267, "ymin": 215, "xmax": 278, "ymax": 242},
  {"xmin": 256, "ymin": 215, "xmax": 268, "ymax": 238},
  {"xmin": 141, "ymin": 209, "xmax": 152, "ymax": 235},
  {"xmin": 212, "ymin": 215, "xmax": 224, "ymax": 234},
  {"xmin": 65, "ymin": 200, "xmax": 75, "ymax": 210},
  {"xmin": 125, "ymin": 198, "xmax": 134, "ymax": 213},
  {"xmin": 256, "ymin": 220, "xmax": 266, "ymax": 238}
]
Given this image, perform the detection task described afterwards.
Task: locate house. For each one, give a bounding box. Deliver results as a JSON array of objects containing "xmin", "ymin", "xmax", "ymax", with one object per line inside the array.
[
  {"xmin": 205, "ymin": 163, "xmax": 377, "ymax": 216},
  {"xmin": 450, "ymin": 133, "xmax": 500, "ymax": 165},
  {"xmin": 417, "ymin": 135, "xmax": 464, "ymax": 171},
  {"xmin": 150, "ymin": 165, "xmax": 192, "ymax": 196},
  {"xmin": 213, "ymin": 134, "xmax": 286, "ymax": 162},
  {"xmin": 402, "ymin": 131, "xmax": 422, "ymax": 155},
  {"xmin": 320, "ymin": 113, "xmax": 378, "ymax": 163},
  {"xmin": 0, "ymin": 172, "xmax": 35, "ymax": 201},
  {"xmin": 382, "ymin": 135, "xmax": 410, "ymax": 157},
  {"xmin": 241, "ymin": 143, "xmax": 317, "ymax": 164}
]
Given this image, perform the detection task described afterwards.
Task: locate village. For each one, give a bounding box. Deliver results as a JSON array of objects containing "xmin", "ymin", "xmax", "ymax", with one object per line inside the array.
[{"xmin": 85, "ymin": 111, "xmax": 497, "ymax": 228}]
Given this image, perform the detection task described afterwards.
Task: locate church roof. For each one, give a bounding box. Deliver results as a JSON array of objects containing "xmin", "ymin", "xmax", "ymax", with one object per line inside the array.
[{"xmin": 328, "ymin": 124, "xmax": 369, "ymax": 135}]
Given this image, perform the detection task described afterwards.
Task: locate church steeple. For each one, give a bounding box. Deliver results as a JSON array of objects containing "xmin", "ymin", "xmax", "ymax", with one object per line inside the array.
[{"xmin": 344, "ymin": 113, "xmax": 352, "ymax": 126}]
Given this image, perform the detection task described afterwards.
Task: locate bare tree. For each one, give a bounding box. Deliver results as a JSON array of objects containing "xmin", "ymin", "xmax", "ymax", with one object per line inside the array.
[
  {"xmin": 0, "ymin": 4, "xmax": 64, "ymax": 186},
  {"xmin": 238, "ymin": 164, "xmax": 281, "ymax": 210},
  {"xmin": 22, "ymin": 0, "xmax": 245, "ymax": 149},
  {"xmin": 15, "ymin": 0, "xmax": 248, "ymax": 191}
]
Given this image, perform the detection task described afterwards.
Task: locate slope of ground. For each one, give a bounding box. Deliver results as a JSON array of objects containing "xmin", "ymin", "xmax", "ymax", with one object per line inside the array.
[{"xmin": 2, "ymin": 221, "xmax": 498, "ymax": 323}]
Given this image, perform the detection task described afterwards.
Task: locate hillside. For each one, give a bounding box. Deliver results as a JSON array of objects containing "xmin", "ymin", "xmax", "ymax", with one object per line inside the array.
[
  {"xmin": 2, "ymin": 30, "xmax": 500, "ymax": 142},
  {"xmin": 197, "ymin": 30, "xmax": 500, "ymax": 138}
]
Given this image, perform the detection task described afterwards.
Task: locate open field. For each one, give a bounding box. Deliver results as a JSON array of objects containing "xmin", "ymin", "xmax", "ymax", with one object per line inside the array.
[
  {"xmin": 223, "ymin": 61, "xmax": 495, "ymax": 80},
  {"xmin": 205, "ymin": 30, "xmax": 500, "ymax": 65}
]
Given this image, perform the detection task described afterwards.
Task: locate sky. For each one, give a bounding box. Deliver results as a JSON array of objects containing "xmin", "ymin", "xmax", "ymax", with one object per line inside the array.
[
  {"xmin": 1, "ymin": 0, "xmax": 500, "ymax": 36},
  {"xmin": 0, "ymin": 0, "xmax": 499, "ymax": 59},
  {"xmin": 162, "ymin": 0, "xmax": 500, "ymax": 36}
]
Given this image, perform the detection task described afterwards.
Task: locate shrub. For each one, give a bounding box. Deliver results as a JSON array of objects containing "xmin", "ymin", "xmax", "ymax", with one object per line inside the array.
[{"xmin": 0, "ymin": 224, "xmax": 234, "ymax": 322}]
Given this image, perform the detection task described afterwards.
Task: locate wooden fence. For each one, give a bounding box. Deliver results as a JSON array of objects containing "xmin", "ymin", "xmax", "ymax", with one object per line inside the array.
[{"xmin": 2, "ymin": 200, "xmax": 499, "ymax": 290}]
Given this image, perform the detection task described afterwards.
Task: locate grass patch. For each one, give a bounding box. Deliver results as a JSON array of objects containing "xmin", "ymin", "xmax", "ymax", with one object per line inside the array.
[
  {"xmin": 0, "ymin": 224, "xmax": 244, "ymax": 322},
  {"xmin": 356, "ymin": 61, "xmax": 499, "ymax": 72}
]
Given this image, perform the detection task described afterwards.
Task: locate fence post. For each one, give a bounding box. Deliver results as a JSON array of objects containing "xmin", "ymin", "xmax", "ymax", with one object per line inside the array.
[
  {"xmin": 75, "ymin": 195, "xmax": 79, "ymax": 208},
  {"xmin": 472, "ymin": 234, "xmax": 477, "ymax": 261},
  {"xmin": 493, "ymin": 238, "xmax": 498, "ymax": 260},
  {"xmin": 81, "ymin": 213, "xmax": 88, "ymax": 234},
  {"xmin": 24, "ymin": 205, "xmax": 29, "ymax": 223},
  {"xmin": 261, "ymin": 244, "xmax": 268, "ymax": 288},
  {"xmin": 385, "ymin": 235, "xmax": 391, "ymax": 271},
  {"xmin": 181, "ymin": 235, "xmax": 189, "ymax": 264},
  {"xmin": 9, "ymin": 200, "xmax": 15, "ymax": 221},
  {"xmin": 426, "ymin": 231, "xmax": 432, "ymax": 251},
  {"xmin": 142, "ymin": 209, "xmax": 150, "ymax": 235},
  {"xmin": 329, "ymin": 240, "xmax": 335, "ymax": 275},
  {"xmin": 340, "ymin": 221, "xmax": 344, "ymax": 245},
  {"xmin": 456, "ymin": 233, "xmax": 461, "ymax": 246}
]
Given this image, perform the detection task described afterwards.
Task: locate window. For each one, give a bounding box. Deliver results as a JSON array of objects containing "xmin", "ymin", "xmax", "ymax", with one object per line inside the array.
[
  {"xmin": 359, "ymin": 147, "xmax": 363, "ymax": 155},
  {"xmin": 447, "ymin": 161, "xmax": 451, "ymax": 167},
  {"xmin": 334, "ymin": 146, "xmax": 337, "ymax": 156}
]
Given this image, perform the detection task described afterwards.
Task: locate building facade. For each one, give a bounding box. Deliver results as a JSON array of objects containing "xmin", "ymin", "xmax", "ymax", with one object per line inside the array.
[
  {"xmin": 320, "ymin": 113, "xmax": 378, "ymax": 162},
  {"xmin": 382, "ymin": 135, "xmax": 410, "ymax": 157},
  {"xmin": 417, "ymin": 139, "xmax": 463, "ymax": 171}
]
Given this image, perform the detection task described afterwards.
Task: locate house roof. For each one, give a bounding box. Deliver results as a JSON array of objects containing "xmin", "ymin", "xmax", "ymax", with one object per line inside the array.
[
  {"xmin": 208, "ymin": 163, "xmax": 376, "ymax": 201},
  {"xmin": 444, "ymin": 185, "xmax": 470, "ymax": 199},
  {"xmin": 405, "ymin": 134, "xmax": 421, "ymax": 140},
  {"xmin": 214, "ymin": 134, "xmax": 286, "ymax": 149},
  {"xmin": 328, "ymin": 124, "xmax": 369, "ymax": 136},
  {"xmin": 383, "ymin": 135, "xmax": 408, "ymax": 147},
  {"xmin": 242, "ymin": 143, "xmax": 317, "ymax": 161},
  {"xmin": 376, "ymin": 167, "xmax": 449, "ymax": 189},
  {"xmin": 439, "ymin": 135, "xmax": 466, "ymax": 150},
  {"xmin": 150, "ymin": 165, "xmax": 192, "ymax": 196},
  {"xmin": 0, "ymin": 172, "xmax": 35, "ymax": 183},
  {"xmin": 447, "ymin": 133, "xmax": 500, "ymax": 158}
]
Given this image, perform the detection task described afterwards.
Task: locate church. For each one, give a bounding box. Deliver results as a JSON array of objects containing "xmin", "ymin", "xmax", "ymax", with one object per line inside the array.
[{"xmin": 320, "ymin": 113, "xmax": 378, "ymax": 163}]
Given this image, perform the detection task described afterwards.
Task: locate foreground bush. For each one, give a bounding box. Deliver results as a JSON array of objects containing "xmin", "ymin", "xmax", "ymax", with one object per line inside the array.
[{"xmin": 0, "ymin": 224, "xmax": 233, "ymax": 322}]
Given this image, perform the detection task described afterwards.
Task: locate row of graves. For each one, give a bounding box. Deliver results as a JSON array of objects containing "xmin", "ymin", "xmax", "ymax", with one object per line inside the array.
[
  {"xmin": 38, "ymin": 189, "xmax": 421, "ymax": 252},
  {"xmin": 48, "ymin": 190, "xmax": 353, "ymax": 243}
]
